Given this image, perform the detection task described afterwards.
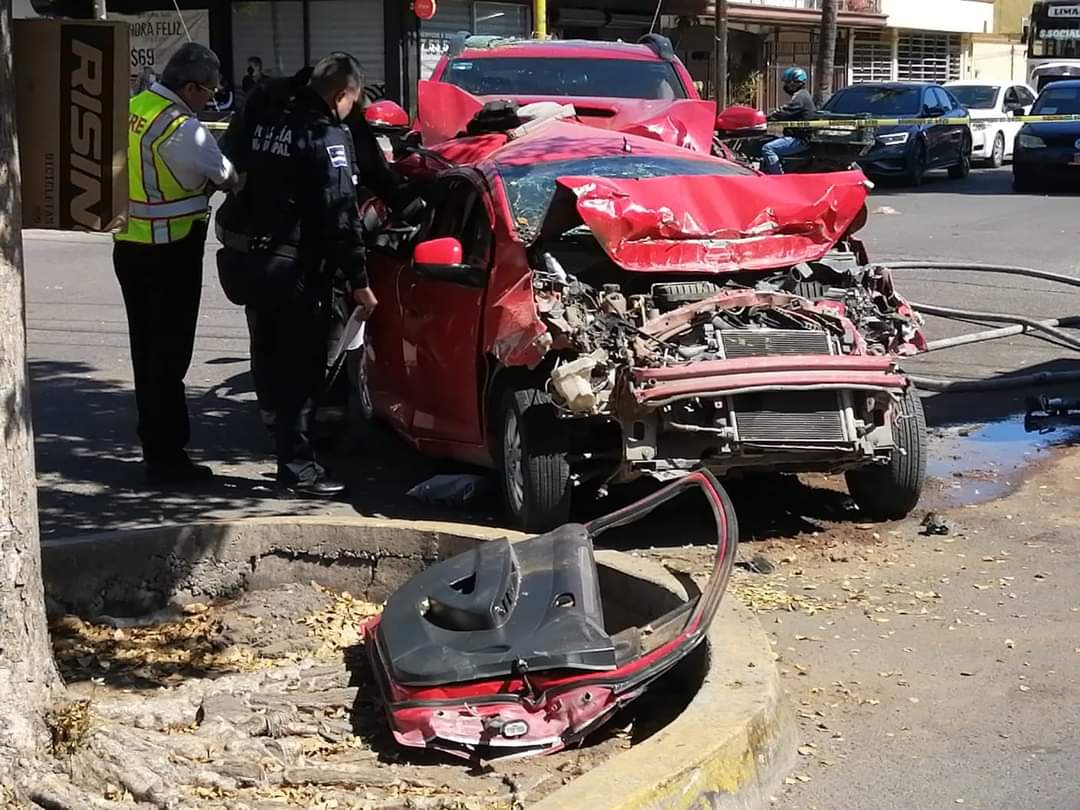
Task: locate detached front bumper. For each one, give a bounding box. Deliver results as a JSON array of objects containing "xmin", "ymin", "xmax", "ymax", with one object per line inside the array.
[{"xmin": 614, "ymin": 355, "xmax": 906, "ymax": 478}]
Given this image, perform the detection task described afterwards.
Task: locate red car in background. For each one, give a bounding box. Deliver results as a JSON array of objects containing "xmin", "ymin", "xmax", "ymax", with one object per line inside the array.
[
  {"xmin": 351, "ymin": 104, "xmax": 928, "ymax": 532},
  {"xmin": 419, "ymin": 35, "xmax": 717, "ymax": 153}
]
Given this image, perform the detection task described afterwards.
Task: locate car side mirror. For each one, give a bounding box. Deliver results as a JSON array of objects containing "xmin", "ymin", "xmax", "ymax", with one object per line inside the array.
[
  {"xmin": 924, "ymin": 105, "xmax": 945, "ymax": 117},
  {"xmin": 364, "ymin": 100, "xmax": 409, "ymax": 132},
  {"xmin": 413, "ymin": 237, "xmax": 484, "ymax": 287}
]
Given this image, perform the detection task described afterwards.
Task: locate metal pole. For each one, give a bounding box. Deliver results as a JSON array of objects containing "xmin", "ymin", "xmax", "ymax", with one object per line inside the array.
[
  {"xmin": 714, "ymin": 0, "xmax": 728, "ymax": 107},
  {"xmin": 534, "ymin": 0, "xmax": 547, "ymax": 39},
  {"xmin": 93, "ymin": 0, "xmax": 106, "ymax": 19}
]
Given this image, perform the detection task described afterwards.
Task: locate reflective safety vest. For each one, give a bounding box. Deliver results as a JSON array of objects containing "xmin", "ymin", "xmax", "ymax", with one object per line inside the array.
[{"xmin": 115, "ymin": 90, "xmax": 210, "ymax": 245}]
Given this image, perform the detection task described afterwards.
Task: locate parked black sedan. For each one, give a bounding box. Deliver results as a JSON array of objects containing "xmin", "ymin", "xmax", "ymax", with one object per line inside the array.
[
  {"xmin": 821, "ymin": 83, "xmax": 972, "ymax": 186},
  {"xmin": 1013, "ymin": 80, "xmax": 1080, "ymax": 192}
]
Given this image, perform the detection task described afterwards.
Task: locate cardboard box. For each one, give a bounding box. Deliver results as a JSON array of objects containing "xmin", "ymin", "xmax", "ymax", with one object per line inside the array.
[{"xmin": 13, "ymin": 19, "xmax": 128, "ymax": 231}]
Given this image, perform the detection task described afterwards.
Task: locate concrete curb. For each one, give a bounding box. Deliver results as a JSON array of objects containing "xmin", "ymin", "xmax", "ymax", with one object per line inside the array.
[
  {"xmin": 537, "ymin": 597, "xmax": 796, "ymax": 810},
  {"xmin": 43, "ymin": 517, "xmax": 795, "ymax": 808},
  {"xmin": 42, "ymin": 515, "xmax": 517, "ymax": 616}
]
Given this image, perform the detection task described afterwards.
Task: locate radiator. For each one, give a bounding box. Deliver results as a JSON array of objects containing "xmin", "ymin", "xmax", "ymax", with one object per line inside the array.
[
  {"xmin": 720, "ymin": 329, "xmax": 834, "ymax": 358},
  {"xmin": 731, "ymin": 391, "xmax": 848, "ymax": 444}
]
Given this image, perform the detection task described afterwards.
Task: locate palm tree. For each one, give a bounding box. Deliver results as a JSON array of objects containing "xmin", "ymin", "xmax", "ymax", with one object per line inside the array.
[{"xmin": 814, "ymin": 0, "xmax": 838, "ymax": 105}]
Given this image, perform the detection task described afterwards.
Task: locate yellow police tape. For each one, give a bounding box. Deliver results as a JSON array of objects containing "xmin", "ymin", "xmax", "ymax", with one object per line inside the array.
[{"xmin": 766, "ymin": 113, "xmax": 1080, "ymax": 130}]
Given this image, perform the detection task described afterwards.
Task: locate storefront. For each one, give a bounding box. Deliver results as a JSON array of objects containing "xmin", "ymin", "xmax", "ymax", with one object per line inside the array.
[{"xmin": 229, "ymin": 0, "xmax": 387, "ymax": 96}]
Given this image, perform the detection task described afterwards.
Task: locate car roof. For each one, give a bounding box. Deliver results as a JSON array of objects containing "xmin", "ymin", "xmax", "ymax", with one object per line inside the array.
[
  {"xmin": 843, "ymin": 82, "xmax": 936, "ymax": 90},
  {"xmin": 1039, "ymin": 79, "xmax": 1080, "ymax": 89},
  {"xmin": 455, "ymin": 39, "xmax": 665, "ymax": 62}
]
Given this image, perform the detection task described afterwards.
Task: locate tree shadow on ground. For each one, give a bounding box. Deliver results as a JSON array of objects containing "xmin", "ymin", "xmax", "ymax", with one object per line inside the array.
[
  {"xmin": 30, "ymin": 359, "xmax": 310, "ymax": 537},
  {"xmin": 28, "ymin": 358, "xmax": 502, "ymax": 538}
]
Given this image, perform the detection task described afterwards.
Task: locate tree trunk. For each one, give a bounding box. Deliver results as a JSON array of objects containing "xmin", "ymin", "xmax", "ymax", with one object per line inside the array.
[
  {"xmin": 0, "ymin": 0, "xmax": 61, "ymax": 774},
  {"xmin": 814, "ymin": 0, "xmax": 838, "ymax": 105}
]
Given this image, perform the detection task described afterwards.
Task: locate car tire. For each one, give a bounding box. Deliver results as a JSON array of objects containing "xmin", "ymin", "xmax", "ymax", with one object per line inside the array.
[
  {"xmin": 988, "ymin": 132, "xmax": 1005, "ymax": 169},
  {"xmin": 1013, "ymin": 171, "xmax": 1035, "ymax": 193},
  {"xmin": 948, "ymin": 135, "xmax": 972, "ymax": 179},
  {"xmin": 497, "ymin": 386, "xmax": 572, "ymax": 533},
  {"xmin": 345, "ymin": 348, "xmax": 393, "ymax": 449},
  {"xmin": 845, "ymin": 385, "xmax": 927, "ymax": 521},
  {"xmin": 346, "ymin": 348, "xmax": 375, "ymax": 422},
  {"xmin": 905, "ymin": 141, "xmax": 927, "ymax": 187}
]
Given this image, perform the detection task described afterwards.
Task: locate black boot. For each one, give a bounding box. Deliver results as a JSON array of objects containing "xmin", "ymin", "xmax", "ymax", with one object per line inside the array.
[{"xmin": 146, "ymin": 453, "xmax": 213, "ymax": 485}]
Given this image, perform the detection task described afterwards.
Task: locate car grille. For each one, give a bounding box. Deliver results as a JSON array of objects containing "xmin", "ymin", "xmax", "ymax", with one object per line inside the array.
[
  {"xmin": 732, "ymin": 392, "xmax": 848, "ymax": 444},
  {"xmin": 720, "ymin": 329, "xmax": 834, "ymax": 358}
]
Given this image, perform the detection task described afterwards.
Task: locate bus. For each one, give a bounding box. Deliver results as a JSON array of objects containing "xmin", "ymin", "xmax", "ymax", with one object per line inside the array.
[{"xmin": 1028, "ymin": 0, "xmax": 1080, "ymax": 89}]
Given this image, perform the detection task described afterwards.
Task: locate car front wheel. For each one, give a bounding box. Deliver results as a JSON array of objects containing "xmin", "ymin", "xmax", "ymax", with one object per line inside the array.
[
  {"xmin": 1013, "ymin": 170, "xmax": 1036, "ymax": 193},
  {"xmin": 948, "ymin": 134, "xmax": 972, "ymax": 179},
  {"xmin": 845, "ymin": 386, "xmax": 927, "ymax": 521},
  {"xmin": 988, "ymin": 132, "xmax": 1005, "ymax": 168},
  {"xmin": 497, "ymin": 386, "xmax": 572, "ymax": 532},
  {"xmin": 905, "ymin": 141, "xmax": 927, "ymax": 187}
]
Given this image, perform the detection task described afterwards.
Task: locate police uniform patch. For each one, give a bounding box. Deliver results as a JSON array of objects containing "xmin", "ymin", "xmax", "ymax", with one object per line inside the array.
[{"xmin": 327, "ymin": 145, "xmax": 349, "ymax": 167}]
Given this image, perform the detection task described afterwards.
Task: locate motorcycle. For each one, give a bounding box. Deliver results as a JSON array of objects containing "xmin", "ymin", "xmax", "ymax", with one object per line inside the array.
[{"xmin": 714, "ymin": 104, "xmax": 876, "ymax": 174}]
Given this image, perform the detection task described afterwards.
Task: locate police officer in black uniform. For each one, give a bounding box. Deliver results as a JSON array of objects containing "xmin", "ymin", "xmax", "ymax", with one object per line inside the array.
[
  {"xmin": 218, "ymin": 65, "xmax": 314, "ymax": 435},
  {"xmin": 220, "ymin": 52, "xmax": 377, "ymax": 496}
]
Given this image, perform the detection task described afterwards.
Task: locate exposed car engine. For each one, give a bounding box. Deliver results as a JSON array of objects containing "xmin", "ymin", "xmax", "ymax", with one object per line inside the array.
[{"xmin": 531, "ymin": 245, "xmax": 924, "ymax": 425}]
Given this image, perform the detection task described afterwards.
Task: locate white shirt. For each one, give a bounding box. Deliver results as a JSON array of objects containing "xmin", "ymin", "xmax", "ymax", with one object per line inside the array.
[{"xmin": 150, "ymin": 82, "xmax": 235, "ymax": 192}]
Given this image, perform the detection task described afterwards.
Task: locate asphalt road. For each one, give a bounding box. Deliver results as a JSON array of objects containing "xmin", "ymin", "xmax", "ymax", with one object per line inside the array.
[
  {"xmin": 20, "ymin": 166, "xmax": 1080, "ymax": 806},
  {"xmin": 24, "ymin": 167, "xmax": 1080, "ymax": 535}
]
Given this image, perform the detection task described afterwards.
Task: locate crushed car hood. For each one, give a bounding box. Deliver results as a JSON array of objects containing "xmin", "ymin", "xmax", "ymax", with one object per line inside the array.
[
  {"xmin": 554, "ymin": 172, "xmax": 870, "ymax": 274},
  {"xmin": 417, "ymin": 79, "xmax": 717, "ymax": 152}
]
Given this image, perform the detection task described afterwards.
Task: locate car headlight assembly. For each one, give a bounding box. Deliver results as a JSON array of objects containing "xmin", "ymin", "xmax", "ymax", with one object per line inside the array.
[
  {"xmin": 1018, "ymin": 133, "xmax": 1046, "ymax": 149},
  {"xmin": 877, "ymin": 131, "xmax": 910, "ymax": 147}
]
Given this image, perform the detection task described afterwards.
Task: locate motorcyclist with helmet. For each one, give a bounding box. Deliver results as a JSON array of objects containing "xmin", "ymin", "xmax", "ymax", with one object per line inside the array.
[{"xmin": 761, "ymin": 66, "xmax": 816, "ymax": 175}]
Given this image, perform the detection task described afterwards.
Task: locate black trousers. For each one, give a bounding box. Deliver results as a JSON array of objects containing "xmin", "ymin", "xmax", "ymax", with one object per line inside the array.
[
  {"xmin": 247, "ymin": 254, "xmax": 331, "ymax": 473},
  {"xmin": 113, "ymin": 221, "xmax": 208, "ymax": 464}
]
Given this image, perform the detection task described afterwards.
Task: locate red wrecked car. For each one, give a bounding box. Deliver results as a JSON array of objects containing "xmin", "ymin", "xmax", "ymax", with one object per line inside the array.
[{"xmin": 352, "ymin": 106, "xmax": 927, "ymax": 532}]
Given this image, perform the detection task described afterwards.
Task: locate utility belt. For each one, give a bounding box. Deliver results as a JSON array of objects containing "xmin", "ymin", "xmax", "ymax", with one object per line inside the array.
[
  {"xmin": 216, "ymin": 222, "xmax": 299, "ymax": 260},
  {"xmin": 216, "ymin": 222, "xmax": 333, "ymax": 307}
]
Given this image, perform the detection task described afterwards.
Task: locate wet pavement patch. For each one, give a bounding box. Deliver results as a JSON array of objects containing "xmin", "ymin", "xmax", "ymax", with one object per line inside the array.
[{"xmin": 927, "ymin": 417, "xmax": 1080, "ymax": 506}]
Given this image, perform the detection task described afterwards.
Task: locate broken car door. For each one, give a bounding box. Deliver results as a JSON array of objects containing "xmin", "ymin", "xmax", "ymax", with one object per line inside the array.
[
  {"xmin": 401, "ymin": 173, "xmax": 493, "ymax": 448},
  {"xmin": 363, "ymin": 206, "xmax": 417, "ymax": 436}
]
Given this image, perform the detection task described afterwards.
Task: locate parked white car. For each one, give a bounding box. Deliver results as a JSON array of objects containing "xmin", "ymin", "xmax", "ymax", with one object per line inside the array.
[{"xmin": 945, "ymin": 81, "xmax": 1038, "ymax": 167}]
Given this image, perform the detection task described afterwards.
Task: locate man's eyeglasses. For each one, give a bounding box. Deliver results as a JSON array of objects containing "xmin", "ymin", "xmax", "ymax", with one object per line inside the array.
[{"xmin": 195, "ymin": 83, "xmax": 220, "ymax": 95}]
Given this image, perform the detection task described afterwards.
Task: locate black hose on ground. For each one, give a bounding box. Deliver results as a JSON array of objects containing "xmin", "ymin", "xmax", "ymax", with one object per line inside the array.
[
  {"xmin": 910, "ymin": 303, "xmax": 1080, "ymax": 353},
  {"xmin": 887, "ymin": 261, "xmax": 1080, "ymax": 290},
  {"xmin": 907, "ymin": 370, "xmax": 1080, "ymax": 394},
  {"xmin": 882, "ymin": 262, "xmax": 1080, "ymax": 393}
]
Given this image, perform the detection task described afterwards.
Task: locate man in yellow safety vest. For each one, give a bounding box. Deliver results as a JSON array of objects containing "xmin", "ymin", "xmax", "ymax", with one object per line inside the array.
[{"xmin": 114, "ymin": 43, "xmax": 239, "ymax": 485}]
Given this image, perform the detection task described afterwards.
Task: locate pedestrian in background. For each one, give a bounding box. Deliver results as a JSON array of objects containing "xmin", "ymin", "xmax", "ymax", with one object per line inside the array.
[
  {"xmin": 222, "ymin": 52, "xmax": 376, "ymax": 497},
  {"xmin": 242, "ymin": 56, "xmax": 265, "ymax": 95},
  {"xmin": 113, "ymin": 43, "xmax": 239, "ymax": 485}
]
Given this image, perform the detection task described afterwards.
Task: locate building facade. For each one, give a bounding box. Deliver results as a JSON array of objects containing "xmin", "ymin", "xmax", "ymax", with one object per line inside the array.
[{"xmin": 14, "ymin": 0, "xmax": 1008, "ymax": 109}]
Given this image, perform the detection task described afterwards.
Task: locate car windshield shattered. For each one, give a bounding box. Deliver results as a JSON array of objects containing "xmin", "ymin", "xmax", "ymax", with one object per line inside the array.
[{"xmin": 497, "ymin": 155, "xmax": 752, "ymax": 241}]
